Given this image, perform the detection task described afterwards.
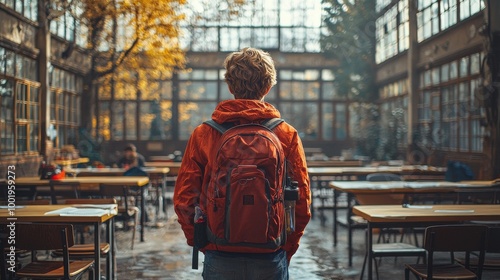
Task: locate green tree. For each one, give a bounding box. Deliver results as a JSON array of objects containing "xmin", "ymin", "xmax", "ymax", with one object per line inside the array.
[{"xmin": 321, "ymin": 0, "xmax": 377, "ymax": 101}]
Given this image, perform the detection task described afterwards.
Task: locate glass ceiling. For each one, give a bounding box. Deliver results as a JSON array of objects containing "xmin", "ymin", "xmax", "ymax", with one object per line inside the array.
[{"xmin": 179, "ymin": 0, "xmax": 325, "ymax": 53}]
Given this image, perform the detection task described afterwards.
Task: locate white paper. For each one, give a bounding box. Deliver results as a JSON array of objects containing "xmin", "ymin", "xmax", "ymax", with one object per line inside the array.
[
  {"xmin": 434, "ymin": 209, "xmax": 475, "ymax": 213},
  {"xmin": 45, "ymin": 207, "xmax": 113, "ymax": 216}
]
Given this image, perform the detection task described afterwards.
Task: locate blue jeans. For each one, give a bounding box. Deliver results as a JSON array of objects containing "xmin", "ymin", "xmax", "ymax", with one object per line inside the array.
[{"xmin": 202, "ymin": 250, "xmax": 289, "ymax": 280}]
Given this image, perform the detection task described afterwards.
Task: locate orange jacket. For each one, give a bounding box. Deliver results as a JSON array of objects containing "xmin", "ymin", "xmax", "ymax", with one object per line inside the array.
[{"xmin": 174, "ymin": 99, "xmax": 311, "ymax": 261}]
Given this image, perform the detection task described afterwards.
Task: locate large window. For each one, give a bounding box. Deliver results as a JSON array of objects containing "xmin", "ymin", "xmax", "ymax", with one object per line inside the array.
[
  {"xmin": 376, "ymin": 0, "xmax": 409, "ymax": 63},
  {"xmin": 49, "ymin": 67, "xmax": 82, "ymax": 148},
  {"xmin": 417, "ymin": 0, "xmax": 484, "ymax": 42},
  {"xmin": 94, "ymin": 68, "xmax": 348, "ymax": 142},
  {"xmin": 417, "ymin": 52, "xmax": 484, "ymax": 152},
  {"xmin": 180, "ymin": 0, "xmax": 323, "ymax": 52},
  {"xmin": 379, "ymin": 79, "xmax": 409, "ymax": 148},
  {"xmin": 49, "ymin": 3, "xmax": 87, "ymax": 47},
  {"xmin": 0, "ymin": 47, "xmax": 39, "ymax": 155},
  {"xmin": 0, "ymin": 0, "xmax": 37, "ymax": 21}
]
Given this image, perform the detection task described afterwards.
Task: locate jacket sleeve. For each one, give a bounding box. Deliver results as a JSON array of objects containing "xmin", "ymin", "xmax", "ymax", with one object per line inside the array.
[
  {"xmin": 174, "ymin": 127, "xmax": 206, "ymax": 246},
  {"xmin": 282, "ymin": 130, "xmax": 311, "ymax": 262}
]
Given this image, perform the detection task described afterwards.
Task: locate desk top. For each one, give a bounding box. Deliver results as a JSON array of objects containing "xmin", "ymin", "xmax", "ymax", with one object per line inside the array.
[
  {"xmin": 329, "ymin": 180, "xmax": 499, "ymax": 194},
  {"xmin": 353, "ymin": 204, "xmax": 500, "ymax": 223},
  {"xmin": 308, "ymin": 165, "xmax": 446, "ymax": 176},
  {"xmin": 307, "ymin": 160, "xmax": 364, "ymax": 167},
  {"xmin": 0, "ymin": 204, "xmax": 116, "ymax": 223},
  {"xmin": 0, "ymin": 176, "xmax": 150, "ymax": 187},
  {"xmin": 144, "ymin": 162, "xmax": 181, "ymax": 168},
  {"xmin": 73, "ymin": 167, "xmax": 170, "ymax": 176}
]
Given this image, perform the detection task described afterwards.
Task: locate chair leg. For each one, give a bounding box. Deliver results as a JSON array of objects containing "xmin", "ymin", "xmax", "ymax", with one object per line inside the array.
[
  {"xmin": 131, "ymin": 211, "xmax": 139, "ymax": 250},
  {"xmin": 374, "ymin": 258, "xmax": 380, "ymax": 280},
  {"xmin": 404, "ymin": 268, "xmax": 410, "ymax": 280},
  {"xmin": 88, "ymin": 264, "xmax": 95, "ymax": 280},
  {"xmin": 360, "ymin": 251, "xmax": 367, "ymax": 280}
]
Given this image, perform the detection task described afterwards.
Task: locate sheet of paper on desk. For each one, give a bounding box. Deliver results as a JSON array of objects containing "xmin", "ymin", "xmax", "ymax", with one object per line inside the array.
[
  {"xmin": 434, "ymin": 209, "xmax": 475, "ymax": 213},
  {"xmin": 45, "ymin": 207, "xmax": 113, "ymax": 216}
]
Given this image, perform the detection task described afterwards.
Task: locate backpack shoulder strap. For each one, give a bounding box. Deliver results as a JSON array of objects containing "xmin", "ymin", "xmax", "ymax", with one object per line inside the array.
[
  {"xmin": 261, "ymin": 118, "xmax": 284, "ymax": 131},
  {"xmin": 204, "ymin": 118, "xmax": 284, "ymax": 134},
  {"xmin": 203, "ymin": 120, "xmax": 231, "ymax": 134}
]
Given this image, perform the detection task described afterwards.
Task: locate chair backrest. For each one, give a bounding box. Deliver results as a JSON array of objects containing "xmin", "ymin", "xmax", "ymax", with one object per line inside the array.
[
  {"xmin": 64, "ymin": 198, "xmax": 116, "ymax": 205},
  {"xmin": 424, "ymin": 225, "xmax": 488, "ymax": 252},
  {"xmin": 487, "ymin": 227, "xmax": 500, "ymax": 253},
  {"xmin": 0, "ymin": 223, "xmax": 74, "ymax": 251},
  {"xmin": 124, "ymin": 166, "xmax": 148, "ymax": 177},
  {"xmin": 445, "ymin": 161, "xmax": 474, "ymax": 182},
  {"xmin": 366, "ymin": 173, "xmax": 403, "ymax": 182}
]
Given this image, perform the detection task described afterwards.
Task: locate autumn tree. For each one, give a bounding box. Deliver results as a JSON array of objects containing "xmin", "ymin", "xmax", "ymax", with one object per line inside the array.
[{"xmin": 321, "ymin": 0, "xmax": 377, "ymax": 101}]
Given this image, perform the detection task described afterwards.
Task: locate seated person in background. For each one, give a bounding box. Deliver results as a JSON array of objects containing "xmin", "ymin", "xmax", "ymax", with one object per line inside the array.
[{"xmin": 117, "ymin": 144, "xmax": 145, "ymax": 170}]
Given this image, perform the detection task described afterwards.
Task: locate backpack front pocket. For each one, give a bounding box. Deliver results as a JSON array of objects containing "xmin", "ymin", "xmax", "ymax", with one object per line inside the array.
[{"xmin": 226, "ymin": 165, "xmax": 270, "ymax": 244}]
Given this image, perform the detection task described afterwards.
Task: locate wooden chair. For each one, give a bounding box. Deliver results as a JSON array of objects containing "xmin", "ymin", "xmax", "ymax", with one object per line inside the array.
[
  {"xmin": 50, "ymin": 199, "xmax": 114, "ymax": 278},
  {"xmin": 100, "ymin": 185, "xmax": 139, "ymax": 249},
  {"xmin": 455, "ymin": 227, "xmax": 500, "ymax": 271},
  {"xmin": 0, "ymin": 223, "xmax": 94, "ymax": 279},
  {"xmin": 405, "ymin": 224, "xmax": 488, "ymax": 280}
]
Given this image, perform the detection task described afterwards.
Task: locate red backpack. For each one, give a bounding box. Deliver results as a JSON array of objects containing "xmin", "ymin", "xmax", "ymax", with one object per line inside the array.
[{"xmin": 203, "ymin": 118, "xmax": 287, "ymax": 251}]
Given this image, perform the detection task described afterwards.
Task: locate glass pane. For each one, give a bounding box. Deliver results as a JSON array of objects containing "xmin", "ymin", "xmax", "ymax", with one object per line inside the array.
[
  {"xmin": 125, "ymin": 102, "xmax": 136, "ymax": 140},
  {"xmin": 470, "ymin": 53, "xmax": 480, "ymax": 75},
  {"xmin": 335, "ymin": 104, "xmax": 347, "ymax": 140},
  {"xmin": 30, "ymin": 124, "xmax": 38, "ymax": 152},
  {"xmin": 16, "ymin": 125, "xmax": 27, "ymax": 152},
  {"xmin": 449, "ymin": 61, "xmax": 458, "ymax": 79},
  {"xmin": 441, "ymin": 64, "xmax": 449, "ymax": 82},
  {"xmin": 160, "ymin": 81, "xmax": 172, "ymax": 99},
  {"xmin": 99, "ymin": 102, "xmax": 111, "ymax": 141},
  {"xmin": 322, "ymin": 82, "xmax": 338, "ymax": 100},
  {"xmin": 179, "ymin": 102, "xmax": 217, "ymax": 140},
  {"xmin": 322, "ymin": 69, "xmax": 335, "ymax": 81},
  {"xmin": 57, "ymin": 125, "xmax": 66, "ymax": 147},
  {"xmin": 220, "ymin": 82, "xmax": 233, "ymax": 100},
  {"xmin": 322, "ymin": 103, "xmax": 333, "ymax": 140},
  {"xmin": 179, "ymin": 82, "xmax": 217, "ymax": 100},
  {"xmin": 459, "ymin": 56, "xmax": 469, "ymax": 77},
  {"xmin": 279, "ymin": 102, "xmax": 318, "ymax": 140},
  {"xmin": 112, "ymin": 102, "xmax": 124, "ymax": 140}
]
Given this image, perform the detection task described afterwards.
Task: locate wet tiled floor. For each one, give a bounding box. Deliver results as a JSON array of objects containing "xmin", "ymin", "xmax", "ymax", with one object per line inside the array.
[{"xmin": 113, "ymin": 207, "xmax": 500, "ymax": 280}]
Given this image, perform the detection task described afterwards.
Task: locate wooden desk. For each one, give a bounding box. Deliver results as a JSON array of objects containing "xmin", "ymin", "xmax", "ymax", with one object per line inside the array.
[
  {"xmin": 307, "ymin": 160, "xmax": 364, "ymax": 167},
  {"xmin": 329, "ymin": 180, "xmax": 500, "ymax": 266},
  {"xmin": 0, "ymin": 204, "xmax": 116, "ymax": 280},
  {"xmin": 144, "ymin": 162, "xmax": 181, "ymax": 175},
  {"xmin": 72, "ymin": 167, "xmax": 170, "ymax": 177},
  {"xmin": 307, "ymin": 166, "xmax": 446, "ymax": 228},
  {"xmin": 353, "ymin": 204, "xmax": 500, "ymax": 280},
  {"xmin": 74, "ymin": 168, "xmax": 171, "ymax": 220},
  {"xmin": 308, "ymin": 165, "xmax": 446, "ymax": 178},
  {"xmin": 0, "ymin": 176, "xmax": 149, "ymax": 242}
]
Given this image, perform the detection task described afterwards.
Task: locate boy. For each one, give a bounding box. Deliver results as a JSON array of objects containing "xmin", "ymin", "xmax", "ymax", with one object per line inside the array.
[{"xmin": 174, "ymin": 47, "xmax": 311, "ymax": 279}]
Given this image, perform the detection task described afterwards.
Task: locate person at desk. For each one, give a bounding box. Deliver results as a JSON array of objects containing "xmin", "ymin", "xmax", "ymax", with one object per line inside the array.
[{"xmin": 116, "ymin": 144, "xmax": 145, "ymax": 170}]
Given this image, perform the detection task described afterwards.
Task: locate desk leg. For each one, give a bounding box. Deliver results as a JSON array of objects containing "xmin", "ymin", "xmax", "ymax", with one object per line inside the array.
[
  {"xmin": 141, "ymin": 185, "xmax": 146, "ymax": 242},
  {"xmin": 333, "ymin": 188, "xmax": 338, "ymax": 246},
  {"xmin": 367, "ymin": 222, "xmax": 373, "ymax": 280},
  {"xmin": 347, "ymin": 193, "xmax": 353, "ymax": 267},
  {"xmin": 94, "ymin": 222, "xmax": 101, "ymax": 280},
  {"xmin": 112, "ymin": 218, "xmax": 116, "ymax": 280},
  {"xmin": 106, "ymin": 219, "xmax": 112, "ymax": 280}
]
